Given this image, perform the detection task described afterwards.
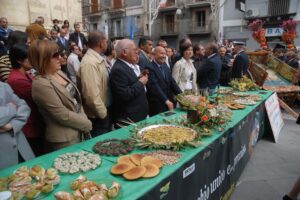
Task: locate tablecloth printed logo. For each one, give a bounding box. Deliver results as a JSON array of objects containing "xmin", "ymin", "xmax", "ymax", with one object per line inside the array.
[
  {"xmin": 160, "ymin": 181, "xmax": 170, "ymax": 199},
  {"xmin": 183, "ymin": 163, "xmax": 195, "ymax": 179}
]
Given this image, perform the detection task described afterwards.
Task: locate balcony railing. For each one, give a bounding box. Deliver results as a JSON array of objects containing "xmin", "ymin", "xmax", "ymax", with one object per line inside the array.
[
  {"xmin": 186, "ymin": 0, "xmax": 210, "ymax": 7},
  {"xmin": 188, "ymin": 21, "xmax": 211, "ymax": 33},
  {"xmin": 156, "ymin": 22, "xmax": 178, "ymax": 35}
]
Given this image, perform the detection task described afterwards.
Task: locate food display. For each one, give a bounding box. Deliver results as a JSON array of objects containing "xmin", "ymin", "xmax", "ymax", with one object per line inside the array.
[
  {"xmin": 93, "ymin": 139, "xmax": 135, "ymax": 156},
  {"xmin": 229, "ymin": 76, "xmax": 260, "ymax": 91},
  {"xmin": 143, "ymin": 150, "xmax": 181, "ymax": 165},
  {"xmin": 54, "ymin": 175, "xmax": 121, "ymax": 200},
  {"xmin": 110, "ymin": 154, "xmax": 163, "ymax": 180},
  {"xmin": 53, "ymin": 151, "xmax": 101, "ymax": 174},
  {"xmin": 132, "ymin": 124, "xmax": 200, "ymax": 150},
  {"xmin": 0, "ymin": 165, "xmax": 60, "ymax": 199}
]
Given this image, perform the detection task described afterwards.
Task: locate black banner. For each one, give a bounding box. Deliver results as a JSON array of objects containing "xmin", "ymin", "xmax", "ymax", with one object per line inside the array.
[{"xmin": 139, "ymin": 104, "xmax": 266, "ymax": 200}]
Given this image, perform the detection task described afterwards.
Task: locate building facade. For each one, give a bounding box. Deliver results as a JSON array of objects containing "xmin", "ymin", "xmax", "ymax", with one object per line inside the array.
[
  {"xmin": 0, "ymin": 0, "xmax": 82, "ymax": 31},
  {"xmin": 219, "ymin": 0, "xmax": 300, "ymax": 50},
  {"xmin": 83, "ymin": 0, "xmax": 219, "ymax": 48},
  {"xmin": 82, "ymin": 0, "xmax": 147, "ymax": 43}
]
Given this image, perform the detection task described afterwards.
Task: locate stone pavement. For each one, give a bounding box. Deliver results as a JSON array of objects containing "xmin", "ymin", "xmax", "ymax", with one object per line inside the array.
[{"xmin": 231, "ymin": 112, "xmax": 300, "ymax": 200}]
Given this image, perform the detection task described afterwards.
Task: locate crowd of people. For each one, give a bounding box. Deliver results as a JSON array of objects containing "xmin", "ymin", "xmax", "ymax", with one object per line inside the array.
[{"xmin": 1, "ymin": 16, "xmax": 300, "ymax": 169}]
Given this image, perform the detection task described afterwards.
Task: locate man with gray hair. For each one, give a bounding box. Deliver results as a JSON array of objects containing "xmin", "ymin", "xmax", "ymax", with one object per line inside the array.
[
  {"xmin": 110, "ymin": 39, "xmax": 149, "ymax": 127},
  {"xmin": 78, "ymin": 31, "xmax": 110, "ymax": 137}
]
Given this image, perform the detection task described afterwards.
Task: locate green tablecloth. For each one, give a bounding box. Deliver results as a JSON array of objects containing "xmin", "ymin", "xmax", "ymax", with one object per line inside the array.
[{"xmin": 0, "ymin": 90, "xmax": 273, "ymax": 200}]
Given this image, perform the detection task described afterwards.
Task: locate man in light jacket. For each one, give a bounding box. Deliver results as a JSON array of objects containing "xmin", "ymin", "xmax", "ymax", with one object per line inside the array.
[
  {"xmin": 0, "ymin": 82, "xmax": 34, "ymax": 169},
  {"xmin": 78, "ymin": 31, "xmax": 110, "ymax": 137}
]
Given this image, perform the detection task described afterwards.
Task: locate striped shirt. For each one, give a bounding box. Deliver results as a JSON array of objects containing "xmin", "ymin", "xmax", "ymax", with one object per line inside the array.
[{"xmin": 0, "ymin": 54, "xmax": 11, "ymax": 82}]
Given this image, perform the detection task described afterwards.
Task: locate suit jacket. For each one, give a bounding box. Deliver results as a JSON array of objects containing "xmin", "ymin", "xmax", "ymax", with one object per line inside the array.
[
  {"xmin": 110, "ymin": 59, "xmax": 148, "ymax": 123},
  {"xmin": 32, "ymin": 71, "xmax": 92, "ymax": 143},
  {"xmin": 219, "ymin": 54, "xmax": 233, "ymax": 86},
  {"xmin": 172, "ymin": 57, "xmax": 198, "ymax": 93},
  {"xmin": 7, "ymin": 69, "xmax": 45, "ymax": 138},
  {"xmin": 57, "ymin": 37, "xmax": 69, "ymax": 54},
  {"xmin": 231, "ymin": 51, "xmax": 249, "ymax": 79},
  {"xmin": 0, "ymin": 82, "xmax": 34, "ymax": 169},
  {"xmin": 286, "ymin": 58, "xmax": 299, "ymax": 69},
  {"xmin": 78, "ymin": 48, "xmax": 107, "ymax": 119},
  {"xmin": 138, "ymin": 50, "xmax": 151, "ymax": 71},
  {"xmin": 146, "ymin": 61, "xmax": 182, "ymax": 116},
  {"xmin": 69, "ymin": 32, "xmax": 87, "ymax": 49},
  {"xmin": 198, "ymin": 53, "xmax": 222, "ymax": 89}
]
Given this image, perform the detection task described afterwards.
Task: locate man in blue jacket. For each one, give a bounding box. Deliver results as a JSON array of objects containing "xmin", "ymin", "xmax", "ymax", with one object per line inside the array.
[
  {"xmin": 231, "ymin": 41, "xmax": 250, "ymax": 79},
  {"xmin": 0, "ymin": 17, "xmax": 13, "ymax": 55}
]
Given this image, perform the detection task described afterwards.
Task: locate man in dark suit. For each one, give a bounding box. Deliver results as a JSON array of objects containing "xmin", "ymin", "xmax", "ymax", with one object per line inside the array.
[
  {"xmin": 146, "ymin": 46, "xmax": 182, "ymax": 116},
  {"xmin": 56, "ymin": 28, "xmax": 69, "ymax": 54},
  {"xmin": 219, "ymin": 46, "xmax": 233, "ymax": 86},
  {"xmin": 138, "ymin": 36, "xmax": 153, "ymax": 71},
  {"xmin": 110, "ymin": 39, "xmax": 148, "ymax": 126},
  {"xmin": 69, "ymin": 23, "xmax": 87, "ymax": 50},
  {"xmin": 197, "ymin": 43, "xmax": 222, "ymax": 90},
  {"xmin": 231, "ymin": 41, "xmax": 250, "ymax": 79}
]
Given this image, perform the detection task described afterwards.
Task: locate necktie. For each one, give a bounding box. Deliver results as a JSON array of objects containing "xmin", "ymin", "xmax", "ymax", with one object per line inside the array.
[{"xmin": 159, "ymin": 65, "xmax": 165, "ymax": 80}]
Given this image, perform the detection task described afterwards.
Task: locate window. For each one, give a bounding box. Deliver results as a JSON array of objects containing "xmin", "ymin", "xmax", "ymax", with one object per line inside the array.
[
  {"xmin": 235, "ymin": 0, "xmax": 245, "ymax": 12},
  {"xmin": 93, "ymin": 23, "xmax": 98, "ymax": 31},
  {"xmin": 165, "ymin": 14, "xmax": 175, "ymax": 32},
  {"xmin": 115, "ymin": 20, "xmax": 121, "ymax": 36},
  {"xmin": 91, "ymin": 0, "xmax": 99, "ymax": 13},
  {"xmin": 268, "ymin": 0, "xmax": 290, "ymax": 16},
  {"xmin": 196, "ymin": 10, "xmax": 205, "ymax": 27},
  {"xmin": 113, "ymin": 0, "xmax": 122, "ymax": 9}
]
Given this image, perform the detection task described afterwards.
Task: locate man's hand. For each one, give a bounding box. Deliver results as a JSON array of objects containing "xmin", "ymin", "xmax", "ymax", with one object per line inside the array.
[
  {"xmin": 0, "ymin": 123, "xmax": 13, "ymax": 133},
  {"xmin": 139, "ymin": 74, "xmax": 148, "ymax": 85},
  {"xmin": 165, "ymin": 100, "xmax": 174, "ymax": 111}
]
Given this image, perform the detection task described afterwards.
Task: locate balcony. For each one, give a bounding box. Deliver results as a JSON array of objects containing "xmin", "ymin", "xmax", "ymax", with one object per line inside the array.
[
  {"xmin": 158, "ymin": 22, "xmax": 179, "ymax": 36},
  {"xmin": 188, "ymin": 21, "xmax": 211, "ymax": 35},
  {"xmin": 159, "ymin": 0, "xmax": 177, "ymax": 12},
  {"xmin": 185, "ymin": 0, "xmax": 210, "ymax": 8}
]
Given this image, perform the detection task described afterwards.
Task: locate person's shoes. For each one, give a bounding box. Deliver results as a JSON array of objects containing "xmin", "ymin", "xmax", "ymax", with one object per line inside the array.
[{"xmin": 283, "ymin": 194, "xmax": 293, "ymax": 200}]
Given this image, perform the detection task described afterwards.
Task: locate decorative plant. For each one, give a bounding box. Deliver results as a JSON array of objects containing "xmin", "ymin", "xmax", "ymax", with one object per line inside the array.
[
  {"xmin": 248, "ymin": 19, "xmax": 267, "ymax": 49},
  {"xmin": 281, "ymin": 19, "xmax": 297, "ymax": 49},
  {"xmin": 176, "ymin": 94, "xmax": 232, "ymax": 132}
]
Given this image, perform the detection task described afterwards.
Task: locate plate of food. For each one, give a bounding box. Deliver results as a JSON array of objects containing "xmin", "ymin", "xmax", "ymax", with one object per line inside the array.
[
  {"xmin": 54, "ymin": 175, "xmax": 121, "ymax": 200},
  {"xmin": 234, "ymin": 99, "xmax": 257, "ymax": 105},
  {"xmin": 133, "ymin": 124, "xmax": 200, "ymax": 150},
  {"xmin": 53, "ymin": 151, "xmax": 101, "ymax": 174},
  {"xmin": 0, "ymin": 165, "xmax": 60, "ymax": 200}
]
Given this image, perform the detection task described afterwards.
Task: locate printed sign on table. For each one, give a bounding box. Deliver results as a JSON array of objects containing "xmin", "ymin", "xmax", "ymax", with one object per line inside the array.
[{"xmin": 265, "ymin": 93, "xmax": 284, "ymax": 142}]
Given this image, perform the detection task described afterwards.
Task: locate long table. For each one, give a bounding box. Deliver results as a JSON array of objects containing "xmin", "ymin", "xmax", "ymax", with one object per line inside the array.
[{"xmin": 0, "ymin": 90, "xmax": 273, "ymax": 200}]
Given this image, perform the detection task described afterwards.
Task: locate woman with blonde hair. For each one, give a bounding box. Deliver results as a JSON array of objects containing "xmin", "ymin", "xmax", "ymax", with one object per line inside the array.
[{"xmin": 29, "ymin": 40, "xmax": 92, "ymax": 152}]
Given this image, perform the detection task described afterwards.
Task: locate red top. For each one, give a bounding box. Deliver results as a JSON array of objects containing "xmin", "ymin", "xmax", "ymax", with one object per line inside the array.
[{"xmin": 7, "ymin": 69, "xmax": 45, "ymax": 138}]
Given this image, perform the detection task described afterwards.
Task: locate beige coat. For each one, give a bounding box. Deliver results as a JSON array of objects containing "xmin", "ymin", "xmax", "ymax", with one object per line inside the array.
[
  {"xmin": 78, "ymin": 48, "xmax": 107, "ymax": 119},
  {"xmin": 172, "ymin": 58, "xmax": 198, "ymax": 93},
  {"xmin": 32, "ymin": 71, "xmax": 92, "ymax": 143}
]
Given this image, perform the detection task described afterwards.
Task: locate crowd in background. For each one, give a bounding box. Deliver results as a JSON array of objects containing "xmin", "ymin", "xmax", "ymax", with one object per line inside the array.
[{"xmin": 0, "ymin": 16, "xmax": 300, "ymax": 169}]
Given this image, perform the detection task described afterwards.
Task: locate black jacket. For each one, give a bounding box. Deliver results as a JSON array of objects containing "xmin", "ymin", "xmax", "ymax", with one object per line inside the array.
[
  {"xmin": 69, "ymin": 32, "xmax": 87, "ymax": 48},
  {"xmin": 231, "ymin": 51, "xmax": 249, "ymax": 79},
  {"xmin": 110, "ymin": 59, "xmax": 148, "ymax": 123},
  {"xmin": 219, "ymin": 54, "xmax": 233, "ymax": 86},
  {"xmin": 146, "ymin": 61, "xmax": 182, "ymax": 116},
  {"xmin": 197, "ymin": 54, "xmax": 222, "ymax": 89}
]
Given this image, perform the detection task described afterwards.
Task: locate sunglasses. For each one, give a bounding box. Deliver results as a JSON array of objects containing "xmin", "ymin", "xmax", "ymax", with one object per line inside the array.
[{"xmin": 52, "ymin": 51, "xmax": 60, "ymax": 58}]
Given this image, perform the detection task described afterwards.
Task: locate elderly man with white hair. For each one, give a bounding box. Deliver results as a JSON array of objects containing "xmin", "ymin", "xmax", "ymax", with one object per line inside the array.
[{"xmin": 110, "ymin": 39, "xmax": 149, "ymax": 127}]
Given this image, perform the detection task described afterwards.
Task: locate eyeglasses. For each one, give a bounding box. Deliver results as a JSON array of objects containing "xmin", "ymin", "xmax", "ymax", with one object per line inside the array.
[{"xmin": 52, "ymin": 51, "xmax": 60, "ymax": 58}]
